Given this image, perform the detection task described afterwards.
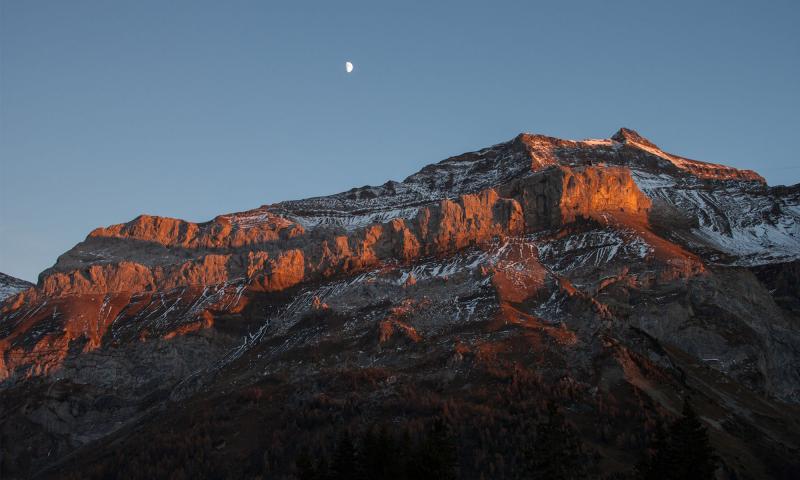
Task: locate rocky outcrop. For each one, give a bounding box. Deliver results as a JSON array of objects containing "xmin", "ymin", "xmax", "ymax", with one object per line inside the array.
[
  {"xmin": 499, "ymin": 166, "xmax": 651, "ymax": 229},
  {"xmin": 0, "ymin": 272, "xmax": 33, "ymax": 302},
  {"xmin": 89, "ymin": 210, "xmax": 304, "ymax": 249}
]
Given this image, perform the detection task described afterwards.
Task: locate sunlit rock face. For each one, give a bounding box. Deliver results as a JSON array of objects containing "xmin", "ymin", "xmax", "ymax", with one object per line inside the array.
[
  {"xmin": 1, "ymin": 129, "xmax": 799, "ymax": 479},
  {"xmin": 33, "ymin": 166, "xmax": 649, "ymax": 300}
]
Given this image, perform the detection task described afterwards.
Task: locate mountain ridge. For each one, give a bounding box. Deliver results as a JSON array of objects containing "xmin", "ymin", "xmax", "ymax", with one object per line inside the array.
[
  {"xmin": 24, "ymin": 128, "xmax": 783, "ymax": 294},
  {"xmin": 1, "ymin": 128, "xmax": 799, "ymax": 479},
  {"xmin": 0, "ymin": 272, "xmax": 33, "ymax": 302}
]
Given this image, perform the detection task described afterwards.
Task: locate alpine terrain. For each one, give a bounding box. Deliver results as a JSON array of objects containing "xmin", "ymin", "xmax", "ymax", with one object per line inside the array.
[
  {"xmin": 0, "ymin": 273, "xmax": 33, "ymax": 303},
  {"xmin": 1, "ymin": 128, "xmax": 799, "ymax": 479}
]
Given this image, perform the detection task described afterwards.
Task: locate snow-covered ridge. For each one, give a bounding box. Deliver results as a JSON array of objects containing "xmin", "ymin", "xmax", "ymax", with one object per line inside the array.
[
  {"xmin": 0, "ymin": 272, "xmax": 33, "ymax": 302},
  {"xmin": 83, "ymin": 128, "xmax": 769, "ymax": 241},
  {"xmin": 610, "ymin": 128, "xmax": 764, "ymax": 183},
  {"xmin": 632, "ymin": 170, "xmax": 800, "ymax": 266},
  {"xmin": 259, "ymin": 127, "xmax": 795, "ymax": 268},
  {"xmin": 264, "ymin": 128, "xmax": 767, "ymax": 232},
  {"xmin": 267, "ymin": 138, "xmax": 534, "ymax": 231},
  {"xmin": 49, "ymin": 128, "xmax": 795, "ymax": 277}
]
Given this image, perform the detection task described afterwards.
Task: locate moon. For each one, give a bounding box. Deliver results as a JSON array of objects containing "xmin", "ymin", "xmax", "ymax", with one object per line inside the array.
[{"xmin": 345, "ymin": 61, "xmax": 354, "ymax": 73}]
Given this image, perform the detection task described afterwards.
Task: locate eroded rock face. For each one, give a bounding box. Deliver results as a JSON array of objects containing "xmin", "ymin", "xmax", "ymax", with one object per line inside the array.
[
  {"xmin": 33, "ymin": 166, "xmax": 647, "ymax": 301},
  {"xmin": 1, "ymin": 129, "xmax": 799, "ymax": 479},
  {"xmin": 91, "ymin": 210, "xmax": 304, "ymax": 248}
]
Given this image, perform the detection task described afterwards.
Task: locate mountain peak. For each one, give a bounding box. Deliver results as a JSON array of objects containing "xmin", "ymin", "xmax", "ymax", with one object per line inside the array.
[{"xmin": 611, "ymin": 127, "xmax": 659, "ymax": 149}]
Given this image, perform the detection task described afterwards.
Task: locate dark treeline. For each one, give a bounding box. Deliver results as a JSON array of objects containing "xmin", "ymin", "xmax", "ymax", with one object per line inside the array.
[
  {"xmin": 50, "ymin": 367, "xmax": 717, "ymax": 480},
  {"xmin": 295, "ymin": 418, "xmax": 457, "ymax": 480},
  {"xmin": 292, "ymin": 401, "xmax": 717, "ymax": 480},
  {"xmin": 293, "ymin": 404, "xmax": 595, "ymax": 480}
]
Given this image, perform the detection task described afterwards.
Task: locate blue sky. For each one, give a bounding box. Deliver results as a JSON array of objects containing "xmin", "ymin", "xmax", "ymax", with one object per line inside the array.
[{"xmin": 1, "ymin": 0, "xmax": 798, "ymax": 281}]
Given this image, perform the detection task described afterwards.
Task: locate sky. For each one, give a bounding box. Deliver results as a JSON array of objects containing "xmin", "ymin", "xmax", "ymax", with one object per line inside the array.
[{"xmin": 1, "ymin": 1, "xmax": 799, "ymax": 282}]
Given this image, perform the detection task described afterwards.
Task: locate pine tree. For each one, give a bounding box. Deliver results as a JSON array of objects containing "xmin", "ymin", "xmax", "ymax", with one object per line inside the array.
[
  {"xmin": 635, "ymin": 421, "xmax": 669, "ymax": 480},
  {"xmin": 665, "ymin": 401, "xmax": 716, "ymax": 480},
  {"xmin": 520, "ymin": 403, "xmax": 588, "ymax": 480},
  {"xmin": 359, "ymin": 425, "xmax": 400, "ymax": 480},
  {"xmin": 330, "ymin": 431, "xmax": 359, "ymax": 480},
  {"xmin": 409, "ymin": 418, "xmax": 458, "ymax": 480},
  {"xmin": 638, "ymin": 400, "xmax": 716, "ymax": 480}
]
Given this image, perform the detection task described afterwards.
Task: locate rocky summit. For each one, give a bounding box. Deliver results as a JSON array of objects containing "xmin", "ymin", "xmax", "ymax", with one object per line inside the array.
[{"xmin": 1, "ymin": 129, "xmax": 799, "ymax": 479}]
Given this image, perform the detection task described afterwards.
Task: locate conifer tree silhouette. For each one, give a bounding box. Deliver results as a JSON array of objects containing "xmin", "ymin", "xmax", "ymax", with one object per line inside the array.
[
  {"xmin": 638, "ymin": 399, "xmax": 717, "ymax": 480},
  {"xmin": 521, "ymin": 403, "xmax": 588, "ymax": 480}
]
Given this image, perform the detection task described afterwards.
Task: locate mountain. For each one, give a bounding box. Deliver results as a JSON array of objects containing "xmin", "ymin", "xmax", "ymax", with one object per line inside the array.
[
  {"xmin": 1, "ymin": 129, "xmax": 799, "ymax": 479},
  {"xmin": 0, "ymin": 273, "xmax": 33, "ymax": 302}
]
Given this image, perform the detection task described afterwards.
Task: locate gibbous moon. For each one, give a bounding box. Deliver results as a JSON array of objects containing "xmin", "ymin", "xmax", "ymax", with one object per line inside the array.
[{"xmin": 345, "ymin": 61, "xmax": 354, "ymax": 73}]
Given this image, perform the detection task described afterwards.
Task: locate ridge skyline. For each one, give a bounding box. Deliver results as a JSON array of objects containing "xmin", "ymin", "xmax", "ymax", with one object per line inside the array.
[{"xmin": 3, "ymin": 127, "xmax": 791, "ymax": 283}]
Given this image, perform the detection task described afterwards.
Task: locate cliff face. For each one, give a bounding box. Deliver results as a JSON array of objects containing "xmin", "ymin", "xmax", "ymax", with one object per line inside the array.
[
  {"xmin": 1, "ymin": 164, "xmax": 651, "ymax": 382},
  {"xmin": 33, "ymin": 165, "xmax": 648, "ymax": 300},
  {"xmin": 1, "ymin": 129, "xmax": 799, "ymax": 479}
]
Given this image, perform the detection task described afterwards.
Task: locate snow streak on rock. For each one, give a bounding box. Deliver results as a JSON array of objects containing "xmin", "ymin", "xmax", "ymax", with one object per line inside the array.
[
  {"xmin": 0, "ymin": 273, "xmax": 32, "ymax": 302},
  {"xmin": 269, "ymin": 141, "xmax": 532, "ymax": 231},
  {"xmin": 632, "ymin": 170, "xmax": 800, "ymax": 265},
  {"xmin": 536, "ymin": 228, "xmax": 652, "ymax": 275}
]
